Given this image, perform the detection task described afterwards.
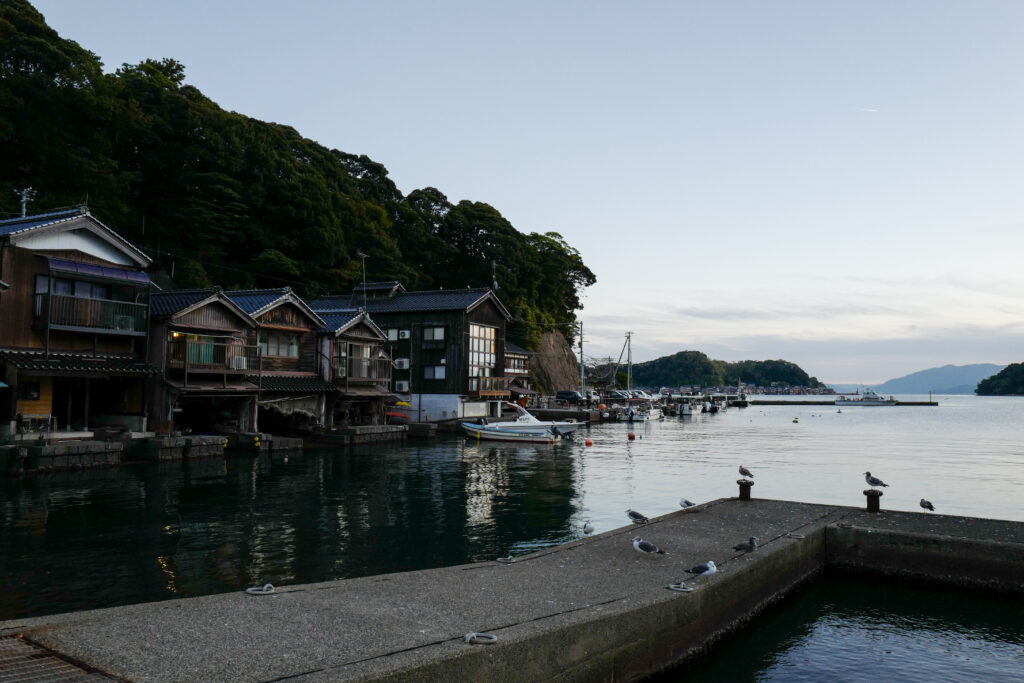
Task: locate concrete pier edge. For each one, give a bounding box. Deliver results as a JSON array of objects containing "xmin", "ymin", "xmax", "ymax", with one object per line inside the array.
[{"xmin": 2, "ymin": 498, "xmax": 1022, "ymax": 682}]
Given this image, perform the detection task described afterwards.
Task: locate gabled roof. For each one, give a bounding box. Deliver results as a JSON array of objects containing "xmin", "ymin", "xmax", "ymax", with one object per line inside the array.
[
  {"xmin": 320, "ymin": 311, "xmax": 386, "ymax": 339},
  {"xmin": 505, "ymin": 341, "xmax": 531, "ymax": 356},
  {"xmin": 225, "ymin": 287, "xmax": 326, "ymax": 328},
  {"xmin": 0, "ymin": 206, "xmax": 151, "ymax": 267},
  {"xmin": 311, "ymin": 287, "xmax": 511, "ymax": 319},
  {"xmin": 151, "ymin": 288, "xmax": 257, "ymax": 327}
]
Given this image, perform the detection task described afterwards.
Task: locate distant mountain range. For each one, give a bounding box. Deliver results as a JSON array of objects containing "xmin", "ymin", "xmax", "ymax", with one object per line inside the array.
[{"xmin": 829, "ymin": 364, "xmax": 1005, "ymax": 395}]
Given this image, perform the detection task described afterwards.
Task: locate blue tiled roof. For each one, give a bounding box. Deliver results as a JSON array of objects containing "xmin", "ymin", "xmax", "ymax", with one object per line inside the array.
[
  {"xmin": 320, "ymin": 312, "xmax": 359, "ymax": 333},
  {"xmin": 150, "ymin": 288, "xmax": 220, "ymax": 317},
  {"xmin": 505, "ymin": 341, "xmax": 531, "ymax": 355},
  {"xmin": 224, "ymin": 288, "xmax": 290, "ymax": 315},
  {"xmin": 311, "ymin": 288, "xmax": 506, "ymax": 316},
  {"xmin": 0, "ymin": 207, "xmax": 84, "ymax": 236},
  {"xmin": 353, "ymin": 280, "xmax": 404, "ymax": 293}
]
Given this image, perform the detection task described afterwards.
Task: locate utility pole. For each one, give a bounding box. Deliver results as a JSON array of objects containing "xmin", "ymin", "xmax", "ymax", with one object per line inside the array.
[
  {"xmin": 625, "ymin": 331, "xmax": 633, "ymax": 392},
  {"xmin": 356, "ymin": 250, "xmax": 368, "ymax": 311},
  {"xmin": 578, "ymin": 321, "xmax": 585, "ymax": 395},
  {"xmin": 16, "ymin": 188, "xmax": 36, "ymax": 217}
]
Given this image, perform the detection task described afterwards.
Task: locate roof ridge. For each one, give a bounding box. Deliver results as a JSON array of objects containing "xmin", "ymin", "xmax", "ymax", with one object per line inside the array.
[{"xmin": 0, "ymin": 206, "xmax": 84, "ymax": 225}]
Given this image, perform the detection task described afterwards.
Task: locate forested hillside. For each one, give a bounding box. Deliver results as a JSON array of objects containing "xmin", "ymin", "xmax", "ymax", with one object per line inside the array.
[
  {"xmin": 0, "ymin": 1, "xmax": 594, "ymax": 348},
  {"xmin": 976, "ymin": 363, "xmax": 1024, "ymax": 396},
  {"xmin": 630, "ymin": 350, "xmax": 821, "ymax": 388}
]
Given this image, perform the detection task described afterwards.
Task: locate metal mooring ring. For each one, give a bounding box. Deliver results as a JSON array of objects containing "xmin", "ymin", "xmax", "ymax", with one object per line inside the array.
[
  {"xmin": 245, "ymin": 583, "xmax": 275, "ymax": 595},
  {"xmin": 464, "ymin": 632, "xmax": 498, "ymax": 644}
]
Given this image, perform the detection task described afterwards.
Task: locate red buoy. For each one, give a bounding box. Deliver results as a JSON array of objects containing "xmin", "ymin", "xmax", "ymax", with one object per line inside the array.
[
  {"xmin": 628, "ymin": 432, "xmax": 636, "ymax": 441},
  {"xmin": 585, "ymin": 439, "xmax": 593, "ymax": 447}
]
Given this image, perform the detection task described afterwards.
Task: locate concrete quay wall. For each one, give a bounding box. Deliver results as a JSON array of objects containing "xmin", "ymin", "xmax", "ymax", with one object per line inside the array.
[{"xmin": 2, "ymin": 499, "xmax": 1022, "ymax": 682}]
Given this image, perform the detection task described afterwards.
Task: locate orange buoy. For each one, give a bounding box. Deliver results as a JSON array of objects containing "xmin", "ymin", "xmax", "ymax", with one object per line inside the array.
[
  {"xmin": 598, "ymin": 403, "xmax": 606, "ymax": 411},
  {"xmin": 628, "ymin": 432, "xmax": 636, "ymax": 441},
  {"xmin": 585, "ymin": 439, "xmax": 593, "ymax": 447}
]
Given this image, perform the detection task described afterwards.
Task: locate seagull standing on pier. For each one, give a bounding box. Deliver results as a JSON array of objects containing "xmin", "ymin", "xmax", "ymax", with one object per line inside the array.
[
  {"xmin": 685, "ymin": 561, "xmax": 717, "ymax": 577},
  {"xmin": 732, "ymin": 537, "xmax": 758, "ymax": 553},
  {"xmin": 864, "ymin": 471, "xmax": 889, "ymax": 488},
  {"xmin": 632, "ymin": 537, "xmax": 666, "ymax": 555},
  {"xmin": 680, "ymin": 498, "xmax": 695, "ymax": 509},
  {"xmin": 739, "ymin": 465, "xmax": 754, "ymax": 478},
  {"xmin": 626, "ymin": 509, "xmax": 649, "ymax": 524},
  {"xmin": 920, "ymin": 499, "xmax": 935, "ymax": 512},
  {"xmin": 583, "ymin": 520, "xmax": 595, "ymax": 534}
]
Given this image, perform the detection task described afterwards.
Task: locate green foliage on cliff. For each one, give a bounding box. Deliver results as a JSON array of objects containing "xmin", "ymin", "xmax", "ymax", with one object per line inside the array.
[
  {"xmin": 630, "ymin": 351, "xmax": 820, "ymax": 388},
  {"xmin": 976, "ymin": 363, "xmax": 1024, "ymax": 395},
  {"xmin": 0, "ymin": 1, "xmax": 595, "ymax": 348}
]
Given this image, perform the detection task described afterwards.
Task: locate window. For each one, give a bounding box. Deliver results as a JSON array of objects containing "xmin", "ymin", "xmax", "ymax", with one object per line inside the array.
[
  {"xmin": 17, "ymin": 382, "xmax": 41, "ymax": 401},
  {"xmin": 423, "ymin": 326, "xmax": 445, "ymax": 341},
  {"xmin": 387, "ymin": 328, "xmax": 399, "ymax": 341},
  {"xmin": 469, "ymin": 324, "xmax": 496, "ymax": 379},
  {"xmin": 259, "ymin": 331, "xmax": 300, "ymax": 357},
  {"xmin": 424, "ymin": 365, "xmax": 446, "ymax": 380},
  {"xmin": 34, "ymin": 276, "xmax": 109, "ymax": 299}
]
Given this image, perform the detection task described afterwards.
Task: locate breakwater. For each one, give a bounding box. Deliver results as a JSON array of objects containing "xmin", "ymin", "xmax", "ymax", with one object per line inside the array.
[{"xmin": 3, "ymin": 497, "xmax": 1021, "ymax": 682}]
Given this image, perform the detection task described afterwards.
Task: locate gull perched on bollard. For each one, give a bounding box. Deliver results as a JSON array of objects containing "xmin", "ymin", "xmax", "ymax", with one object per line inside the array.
[
  {"xmin": 864, "ymin": 471, "xmax": 889, "ymax": 488},
  {"xmin": 732, "ymin": 536, "xmax": 758, "ymax": 553},
  {"xmin": 583, "ymin": 520, "xmax": 594, "ymax": 534},
  {"xmin": 632, "ymin": 537, "xmax": 666, "ymax": 555},
  {"xmin": 920, "ymin": 499, "xmax": 935, "ymax": 512},
  {"xmin": 626, "ymin": 509, "xmax": 649, "ymax": 524},
  {"xmin": 739, "ymin": 465, "xmax": 754, "ymax": 478}
]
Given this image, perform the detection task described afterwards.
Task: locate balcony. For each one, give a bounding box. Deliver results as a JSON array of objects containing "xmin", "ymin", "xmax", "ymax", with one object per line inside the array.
[
  {"xmin": 468, "ymin": 375, "xmax": 511, "ymax": 398},
  {"xmin": 34, "ymin": 293, "xmax": 147, "ymax": 336},
  {"xmin": 167, "ymin": 339, "xmax": 261, "ymax": 383},
  {"xmin": 333, "ymin": 357, "xmax": 393, "ymax": 384}
]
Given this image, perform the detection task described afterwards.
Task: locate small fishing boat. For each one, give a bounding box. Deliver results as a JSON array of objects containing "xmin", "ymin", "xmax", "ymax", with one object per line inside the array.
[
  {"xmin": 461, "ymin": 422, "xmax": 561, "ymax": 443},
  {"xmin": 834, "ymin": 389, "xmax": 897, "ymax": 407}
]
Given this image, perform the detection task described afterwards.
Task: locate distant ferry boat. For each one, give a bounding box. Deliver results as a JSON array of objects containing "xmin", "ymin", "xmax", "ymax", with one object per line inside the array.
[{"xmin": 835, "ymin": 389, "xmax": 897, "ymax": 406}]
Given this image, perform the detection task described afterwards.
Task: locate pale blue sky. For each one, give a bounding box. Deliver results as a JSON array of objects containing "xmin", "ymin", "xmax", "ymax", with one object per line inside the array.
[{"xmin": 35, "ymin": 1, "xmax": 1024, "ymax": 383}]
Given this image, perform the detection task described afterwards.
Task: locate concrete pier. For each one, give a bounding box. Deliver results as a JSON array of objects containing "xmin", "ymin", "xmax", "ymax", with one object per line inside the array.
[{"xmin": 2, "ymin": 499, "xmax": 1021, "ymax": 682}]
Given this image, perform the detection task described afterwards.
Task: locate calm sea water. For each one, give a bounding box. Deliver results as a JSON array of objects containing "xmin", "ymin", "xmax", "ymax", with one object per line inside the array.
[{"xmin": 2, "ymin": 394, "xmax": 1023, "ymax": 675}]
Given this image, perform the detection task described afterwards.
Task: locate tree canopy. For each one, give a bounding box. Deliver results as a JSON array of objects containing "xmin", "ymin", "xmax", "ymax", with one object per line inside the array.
[
  {"xmin": 0, "ymin": 1, "xmax": 595, "ymax": 348},
  {"xmin": 629, "ymin": 351, "xmax": 820, "ymax": 388},
  {"xmin": 976, "ymin": 363, "xmax": 1024, "ymax": 396}
]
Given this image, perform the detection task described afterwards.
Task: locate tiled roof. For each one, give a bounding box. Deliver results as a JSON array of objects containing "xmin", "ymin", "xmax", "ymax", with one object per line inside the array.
[
  {"xmin": 248, "ymin": 375, "xmax": 340, "ymax": 392},
  {"xmin": 0, "ymin": 350, "xmax": 160, "ymax": 376},
  {"xmin": 0, "ymin": 207, "xmax": 150, "ymax": 265},
  {"xmin": 311, "ymin": 288, "xmax": 506, "ymax": 316},
  {"xmin": 224, "ymin": 288, "xmax": 291, "ymax": 316},
  {"xmin": 319, "ymin": 312, "xmax": 359, "ymax": 332},
  {"xmin": 353, "ymin": 280, "xmax": 404, "ymax": 293},
  {"xmin": 150, "ymin": 289, "xmax": 220, "ymax": 317},
  {"xmin": 0, "ymin": 207, "xmax": 84, "ymax": 236},
  {"xmin": 505, "ymin": 342, "xmax": 531, "ymax": 355}
]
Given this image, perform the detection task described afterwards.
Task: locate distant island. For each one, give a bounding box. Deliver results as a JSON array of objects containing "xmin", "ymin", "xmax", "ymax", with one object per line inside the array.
[
  {"xmin": 619, "ymin": 351, "xmax": 822, "ymax": 390},
  {"xmin": 976, "ymin": 363, "xmax": 1024, "ymax": 396}
]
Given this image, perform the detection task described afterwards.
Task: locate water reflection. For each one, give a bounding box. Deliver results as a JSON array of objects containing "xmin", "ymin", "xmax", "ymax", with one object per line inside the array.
[{"xmin": 1, "ymin": 439, "xmax": 583, "ymax": 620}]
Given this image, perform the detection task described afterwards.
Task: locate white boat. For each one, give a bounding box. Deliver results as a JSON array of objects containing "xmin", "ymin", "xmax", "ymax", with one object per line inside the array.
[
  {"xmin": 834, "ymin": 389, "xmax": 897, "ymax": 407},
  {"xmin": 461, "ymin": 422, "xmax": 561, "ymax": 443},
  {"xmin": 619, "ymin": 404, "xmax": 664, "ymax": 422},
  {"xmin": 485, "ymin": 402, "xmax": 583, "ymax": 436}
]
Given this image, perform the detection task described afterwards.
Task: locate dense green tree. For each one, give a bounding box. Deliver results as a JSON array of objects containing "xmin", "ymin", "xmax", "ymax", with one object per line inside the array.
[
  {"xmin": 0, "ymin": 0, "xmax": 596, "ymax": 342},
  {"xmin": 976, "ymin": 363, "xmax": 1024, "ymax": 395},
  {"xmin": 631, "ymin": 352, "xmax": 818, "ymax": 388}
]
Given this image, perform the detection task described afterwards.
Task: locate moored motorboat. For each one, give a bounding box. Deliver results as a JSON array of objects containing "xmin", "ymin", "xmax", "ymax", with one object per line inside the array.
[
  {"xmin": 461, "ymin": 422, "xmax": 561, "ymax": 443},
  {"xmin": 484, "ymin": 402, "xmax": 583, "ymax": 436},
  {"xmin": 834, "ymin": 389, "xmax": 897, "ymax": 406}
]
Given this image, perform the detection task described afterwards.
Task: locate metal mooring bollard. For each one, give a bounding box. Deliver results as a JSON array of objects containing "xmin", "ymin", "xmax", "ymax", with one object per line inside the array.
[
  {"xmin": 863, "ymin": 489, "xmax": 883, "ymax": 512},
  {"xmin": 737, "ymin": 479, "xmax": 754, "ymax": 501}
]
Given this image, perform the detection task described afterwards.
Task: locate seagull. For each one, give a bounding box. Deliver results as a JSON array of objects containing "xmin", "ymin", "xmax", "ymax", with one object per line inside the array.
[
  {"xmin": 583, "ymin": 520, "xmax": 595, "ymax": 534},
  {"xmin": 864, "ymin": 471, "xmax": 889, "ymax": 488},
  {"xmin": 626, "ymin": 509, "xmax": 649, "ymax": 524},
  {"xmin": 632, "ymin": 537, "xmax": 666, "ymax": 555},
  {"xmin": 680, "ymin": 498, "xmax": 696, "ymax": 509},
  {"xmin": 732, "ymin": 536, "xmax": 758, "ymax": 553},
  {"xmin": 684, "ymin": 560, "xmax": 717, "ymax": 576},
  {"xmin": 920, "ymin": 499, "xmax": 935, "ymax": 512},
  {"xmin": 739, "ymin": 465, "xmax": 754, "ymax": 478}
]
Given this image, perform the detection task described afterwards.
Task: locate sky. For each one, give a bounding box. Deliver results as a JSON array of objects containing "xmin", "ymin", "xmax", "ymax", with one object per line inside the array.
[{"xmin": 32, "ymin": 0, "xmax": 1024, "ymax": 384}]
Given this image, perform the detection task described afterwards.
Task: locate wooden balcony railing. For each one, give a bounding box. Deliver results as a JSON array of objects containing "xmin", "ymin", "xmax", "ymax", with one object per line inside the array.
[
  {"xmin": 34, "ymin": 293, "xmax": 147, "ymax": 335},
  {"xmin": 167, "ymin": 339, "xmax": 261, "ymax": 386},
  {"xmin": 468, "ymin": 375, "xmax": 511, "ymax": 397},
  {"xmin": 333, "ymin": 357, "xmax": 393, "ymax": 383}
]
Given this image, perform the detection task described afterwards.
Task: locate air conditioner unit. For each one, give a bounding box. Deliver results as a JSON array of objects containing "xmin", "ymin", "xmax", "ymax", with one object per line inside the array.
[
  {"xmin": 395, "ymin": 381, "xmax": 409, "ymax": 392},
  {"xmin": 113, "ymin": 315, "xmax": 135, "ymax": 331},
  {"xmin": 228, "ymin": 356, "xmax": 247, "ymax": 370},
  {"xmin": 398, "ymin": 330, "xmax": 411, "ymax": 339},
  {"xmin": 333, "ymin": 366, "xmax": 346, "ymax": 379},
  {"xmin": 394, "ymin": 358, "xmax": 410, "ymax": 370}
]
